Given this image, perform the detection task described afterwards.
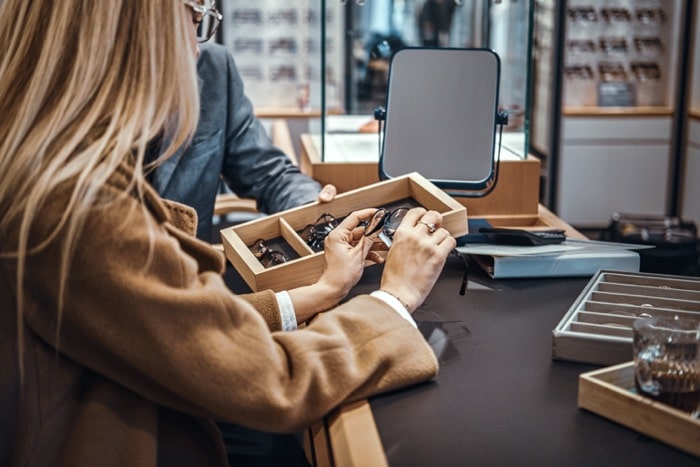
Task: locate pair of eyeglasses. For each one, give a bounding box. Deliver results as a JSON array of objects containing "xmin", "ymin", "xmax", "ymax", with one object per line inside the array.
[
  {"xmin": 298, "ymin": 213, "xmax": 338, "ymax": 252},
  {"xmin": 601, "ymin": 7, "xmax": 631, "ymax": 23},
  {"xmin": 183, "ymin": 0, "xmax": 223, "ymax": 43},
  {"xmin": 362, "ymin": 207, "xmax": 409, "ymax": 247},
  {"xmin": 567, "ymin": 7, "xmax": 597, "ymax": 23},
  {"xmin": 248, "ymin": 238, "xmax": 288, "ymax": 268}
]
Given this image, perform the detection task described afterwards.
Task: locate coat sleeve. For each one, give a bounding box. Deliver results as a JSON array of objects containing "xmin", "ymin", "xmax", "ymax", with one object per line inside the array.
[
  {"xmin": 204, "ymin": 44, "xmax": 322, "ymax": 214},
  {"xmin": 23, "ymin": 193, "xmax": 438, "ymax": 434}
]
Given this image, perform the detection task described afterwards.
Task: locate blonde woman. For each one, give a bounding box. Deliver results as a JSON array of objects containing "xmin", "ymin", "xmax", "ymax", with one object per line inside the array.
[{"xmin": 0, "ymin": 1, "xmax": 456, "ymax": 466}]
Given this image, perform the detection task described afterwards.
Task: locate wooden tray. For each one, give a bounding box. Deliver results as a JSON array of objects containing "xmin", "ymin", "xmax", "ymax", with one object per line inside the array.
[
  {"xmin": 578, "ymin": 362, "xmax": 700, "ymax": 457},
  {"xmin": 220, "ymin": 172, "xmax": 467, "ymax": 292},
  {"xmin": 552, "ymin": 270, "xmax": 700, "ymax": 365}
]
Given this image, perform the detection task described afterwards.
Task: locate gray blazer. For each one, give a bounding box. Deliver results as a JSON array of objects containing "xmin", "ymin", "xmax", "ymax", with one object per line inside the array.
[{"xmin": 152, "ymin": 43, "xmax": 321, "ymax": 240}]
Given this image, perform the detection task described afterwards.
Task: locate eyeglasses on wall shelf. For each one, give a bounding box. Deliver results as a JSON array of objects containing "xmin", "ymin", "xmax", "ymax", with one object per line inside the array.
[
  {"xmin": 267, "ymin": 8, "xmax": 299, "ymax": 26},
  {"xmin": 567, "ymin": 6, "xmax": 597, "ymax": 24},
  {"xmin": 232, "ymin": 8, "xmax": 262, "ymax": 26},
  {"xmin": 566, "ymin": 39, "xmax": 596, "ymax": 54},
  {"xmin": 564, "ymin": 64, "xmax": 595, "ymax": 81},
  {"xmin": 601, "ymin": 7, "xmax": 631, "ymax": 24},
  {"xmin": 599, "ymin": 37, "xmax": 628, "ymax": 55},
  {"xmin": 631, "ymin": 62, "xmax": 662, "ymax": 82},
  {"xmin": 636, "ymin": 7, "xmax": 666, "ymax": 25},
  {"xmin": 598, "ymin": 62, "xmax": 628, "ymax": 82},
  {"xmin": 634, "ymin": 36, "xmax": 664, "ymax": 54},
  {"xmin": 566, "ymin": 5, "xmax": 667, "ymax": 27}
]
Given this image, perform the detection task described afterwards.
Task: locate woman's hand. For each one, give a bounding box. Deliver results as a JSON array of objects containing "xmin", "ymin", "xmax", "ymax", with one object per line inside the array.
[
  {"xmin": 379, "ymin": 207, "xmax": 456, "ymax": 313},
  {"xmin": 316, "ymin": 208, "xmax": 380, "ymax": 299},
  {"xmin": 287, "ymin": 208, "xmax": 379, "ymax": 322}
]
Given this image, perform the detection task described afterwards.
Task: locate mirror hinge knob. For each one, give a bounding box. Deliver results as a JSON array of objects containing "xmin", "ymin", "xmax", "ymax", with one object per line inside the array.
[{"xmin": 374, "ymin": 106, "xmax": 386, "ymax": 121}]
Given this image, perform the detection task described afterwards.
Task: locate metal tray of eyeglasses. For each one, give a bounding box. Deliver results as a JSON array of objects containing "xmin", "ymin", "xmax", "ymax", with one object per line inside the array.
[{"xmin": 552, "ymin": 270, "xmax": 700, "ymax": 366}]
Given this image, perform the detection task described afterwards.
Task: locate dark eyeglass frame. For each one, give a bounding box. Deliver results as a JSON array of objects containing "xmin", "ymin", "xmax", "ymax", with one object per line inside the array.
[
  {"xmin": 567, "ymin": 7, "xmax": 598, "ymax": 23},
  {"xmin": 248, "ymin": 238, "xmax": 288, "ymax": 268},
  {"xmin": 183, "ymin": 0, "xmax": 223, "ymax": 43},
  {"xmin": 298, "ymin": 213, "xmax": 338, "ymax": 252},
  {"xmin": 363, "ymin": 207, "xmax": 410, "ymax": 247},
  {"xmin": 630, "ymin": 62, "xmax": 661, "ymax": 81}
]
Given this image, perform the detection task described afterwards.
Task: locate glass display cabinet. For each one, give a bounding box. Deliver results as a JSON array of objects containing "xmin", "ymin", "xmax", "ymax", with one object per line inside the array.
[
  {"xmin": 531, "ymin": 0, "xmax": 690, "ymax": 227},
  {"xmin": 218, "ymin": 1, "xmax": 327, "ymax": 116},
  {"xmin": 217, "ymin": 1, "xmax": 535, "ymax": 192},
  {"xmin": 320, "ymin": 0, "xmax": 533, "ymax": 164},
  {"xmin": 683, "ymin": 3, "xmax": 700, "ymax": 226}
]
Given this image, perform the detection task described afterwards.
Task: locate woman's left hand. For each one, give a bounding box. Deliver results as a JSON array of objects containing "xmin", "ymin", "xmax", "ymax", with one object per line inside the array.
[
  {"xmin": 287, "ymin": 208, "xmax": 383, "ymax": 322},
  {"xmin": 317, "ymin": 208, "xmax": 380, "ymax": 299}
]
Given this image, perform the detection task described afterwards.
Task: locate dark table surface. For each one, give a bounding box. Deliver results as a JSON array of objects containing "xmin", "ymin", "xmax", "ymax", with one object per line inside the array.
[{"xmin": 225, "ymin": 255, "xmax": 700, "ymax": 466}]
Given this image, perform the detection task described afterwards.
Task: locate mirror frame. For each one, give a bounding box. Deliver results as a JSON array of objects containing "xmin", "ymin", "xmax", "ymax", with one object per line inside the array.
[{"xmin": 378, "ymin": 47, "xmax": 502, "ymax": 192}]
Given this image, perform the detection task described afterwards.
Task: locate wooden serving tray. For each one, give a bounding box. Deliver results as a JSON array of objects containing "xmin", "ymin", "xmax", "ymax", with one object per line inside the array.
[
  {"xmin": 578, "ymin": 362, "xmax": 700, "ymax": 457},
  {"xmin": 552, "ymin": 270, "xmax": 700, "ymax": 365}
]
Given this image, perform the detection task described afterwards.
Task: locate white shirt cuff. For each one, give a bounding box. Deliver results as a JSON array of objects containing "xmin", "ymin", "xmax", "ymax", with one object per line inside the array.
[
  {"xmin": 370, "ymin": 290, "xmax": 417, "ymax": 328},
  {"xmin": 275, "ymin": 291, "xmax": 297, "ymax": 331}
]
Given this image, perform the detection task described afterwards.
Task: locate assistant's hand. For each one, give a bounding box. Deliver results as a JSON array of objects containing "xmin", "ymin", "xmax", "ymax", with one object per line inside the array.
[
  {"xmin": 316, "ymin": 184, "xmax": 337, "ymax": 203},
  {"xmin": 379, "ymin": 208, "xmax": 456, "ymax": 313}
]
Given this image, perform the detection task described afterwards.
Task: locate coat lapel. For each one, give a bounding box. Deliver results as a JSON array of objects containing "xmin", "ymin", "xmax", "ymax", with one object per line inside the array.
[{"xmin": 152, "ymin": 73, "xmax": 204, "ymax": 194}]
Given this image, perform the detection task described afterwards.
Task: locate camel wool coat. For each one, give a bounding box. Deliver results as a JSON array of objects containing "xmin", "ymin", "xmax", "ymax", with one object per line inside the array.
[{"xmin": 0, "ymin": 163, "xmax": 438, "ymax": 466}]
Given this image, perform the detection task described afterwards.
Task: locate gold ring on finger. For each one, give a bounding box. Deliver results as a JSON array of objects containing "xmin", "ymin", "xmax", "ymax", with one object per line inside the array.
[{"xmin": 418, "ymin": 221, "xmax": 437, "ymax": 234}]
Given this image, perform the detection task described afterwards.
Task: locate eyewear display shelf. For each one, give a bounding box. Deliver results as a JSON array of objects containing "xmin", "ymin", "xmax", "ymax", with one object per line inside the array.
[
  {"xmin": 684, "ymin": 112, "xmax": 700, "ymax": 226},
  {"xmin": 218, "ymin": 1, "xmax": 343, "ymax": 114},
  {"xmin": 532, "ymin": 0, "xmax": 688, "ymax": 227},
  {"xmin": 220, "ymin": 172, "xmax": 467, "ymax": 293},
  {"xmin": 683, "ymin": 4, "xmax": 700, "ymax": 227}
]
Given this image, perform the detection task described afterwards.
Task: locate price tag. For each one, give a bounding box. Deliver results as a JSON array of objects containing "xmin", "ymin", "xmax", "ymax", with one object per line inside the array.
[{"xmin": 597, "ymin": 82, "xmax": 636, "ymax": 107}]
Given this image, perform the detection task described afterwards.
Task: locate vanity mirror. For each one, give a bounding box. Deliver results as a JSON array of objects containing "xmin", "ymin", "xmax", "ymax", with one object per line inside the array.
[{"xmin": 379, "ymin": 47, "xmax": 503, "ymax": 194}]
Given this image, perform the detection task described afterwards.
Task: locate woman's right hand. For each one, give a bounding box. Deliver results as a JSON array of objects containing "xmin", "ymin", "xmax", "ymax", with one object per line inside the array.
[{"xmin": 379, "ymin": 207, "xmax": 456, "ymax": 313}]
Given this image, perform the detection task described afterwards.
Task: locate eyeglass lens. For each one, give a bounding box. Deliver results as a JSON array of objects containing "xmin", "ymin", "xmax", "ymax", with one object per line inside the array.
[
  {"xmin": 363, "ymin": 207, "xmax": 409, "ymax": 247},
  {"xmin": 196, "ymin": 15, "xmax": 218, "ymax": 42},
  {"xmin": 188, "ymin": 0, "xmax": 222, "ymax": 43}
]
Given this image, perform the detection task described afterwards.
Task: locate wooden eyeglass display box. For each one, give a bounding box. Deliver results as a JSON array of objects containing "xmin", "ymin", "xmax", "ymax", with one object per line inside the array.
[
  {"xmin": 552, "ymin": 270, "xmax": 700, "ymax": 366},
  {"xmin": 220, "ymin": 172, "xmax": 468, "ymax": 292}
]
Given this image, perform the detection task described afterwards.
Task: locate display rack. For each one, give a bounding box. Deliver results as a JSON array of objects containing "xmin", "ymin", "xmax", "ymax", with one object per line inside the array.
[
  {"xmin": 218, "ymin": 1, "xmax": 343, "ymax": 113},
  {"xmin": 682, "ymin": 3, "xmax": 700, "ymax": 226},
  {"xmin": 321, "ymin": 0, "xmax": 532, "ymax": 162},
  {"xmin": 531, "ymin": 0, "xmax": 691, "ymax": 228},
  {"xmin": 562, "ymin": 0, "xmax": 677, "ymax": 108}
]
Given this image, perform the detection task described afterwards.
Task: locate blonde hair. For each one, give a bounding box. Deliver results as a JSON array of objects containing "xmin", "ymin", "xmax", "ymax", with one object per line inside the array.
[{"xmin": 0, "ymin": 0, "xmax": 200, "ymax": 370}]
